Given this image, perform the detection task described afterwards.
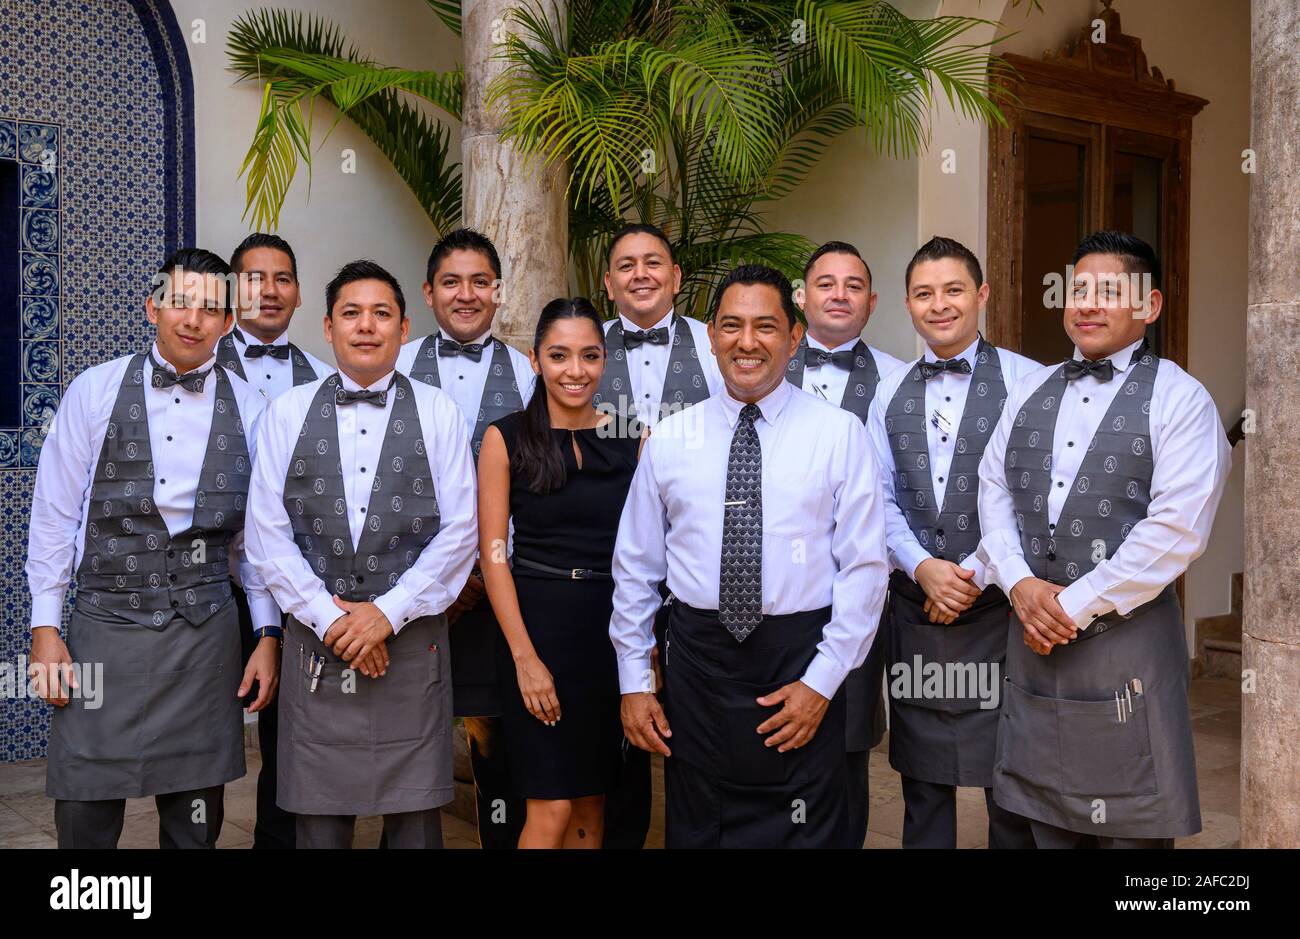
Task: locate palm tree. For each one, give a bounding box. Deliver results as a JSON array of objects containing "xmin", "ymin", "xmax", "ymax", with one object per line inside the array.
[{"xmin": 228, "ymin": 0, "xmax": 1026, "ymax": 317}]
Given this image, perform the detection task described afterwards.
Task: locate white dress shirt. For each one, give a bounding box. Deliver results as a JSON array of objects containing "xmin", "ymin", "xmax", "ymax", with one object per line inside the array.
[
  {"xmin": 26, "ymin": 344, "xmax": 277, "ymax": 630},
  {"xmin": 609, "ymin": 379, "xmax": 890, "ymax": 700},
  {"xmin": 227, "ymin": 325, "xmax": 330, "ymax": 401},
  {"xmin": 867, "ymin": 336, "xmax": 1040, "ymax": 586},
  {"xmin": 395, "ymin": 328, "xmax": 536, "ymax": 432},
  {"xmin": 977, "ymin": 337, "xmax": 1231, "ymax": 629},
  {"xmin": 245, "ymin": 369, "xmax": 479, "ymax": 641},
  {"xmin": 603, "ymin": 308, "xmax": 724, "ymax": 424},
  {"xmin": 801, "ymin": 334, "xmax": 904, "ymax": 406}
]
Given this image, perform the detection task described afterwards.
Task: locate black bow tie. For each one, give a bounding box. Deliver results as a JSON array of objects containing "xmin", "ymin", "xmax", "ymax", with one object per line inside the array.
[
  {"xmin": 437, "ymin": 338, "xmax": 485, "ymax": 362},
  {"xmin": 917, "ymin": 357, "xmax": 972, "ymax": 380},
  {"xmin": 805, "ymin": 347, "xmax": 856, "ymax": 370},
  {"xmin": 244, "ymin": 343, "xmax": 291, "ymax": 360},
  {"xmin": 623, "ymin": 326, "xmax": 670, "ymax": 349},
  {"xmin": 1063, "ymin": 357, "xmax": 1116, "ymax": 383},
  {"xmin": 149, "ymin": 352, "xmax": 210, "ymax": 393},
  {"xmin": 335, "ymin": 387, "xmax": 388, "ymax": 407}
]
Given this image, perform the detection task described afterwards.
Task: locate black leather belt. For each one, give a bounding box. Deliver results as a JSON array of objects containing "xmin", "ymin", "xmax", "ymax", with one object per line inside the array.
[{"xmin": 512, "ymin": 556, "xmax": 612, "ymax": 580}]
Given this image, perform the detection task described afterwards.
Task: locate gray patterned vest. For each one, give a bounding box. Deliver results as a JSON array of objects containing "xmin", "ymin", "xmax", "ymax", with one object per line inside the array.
[
  {"xmin": 283, "ymin": 373, "xmax": 441, "ymax": 602},
  {"xmin": 784, "ymin": 337, "xmax": 881, "ymax": 422},
  {"xmin": 408, "ymin": 335, "xmax": 523, "ymax": 458},
  {"xmin": 216, "ymin": 327, "xmax": 318, "ymax": 386},
  {"xmin": 73, "ymin": 355, "xmax": 251, "ymax": 629},
  {"xmin": 1004, "ymin": 342, "xmax": 1158, "ymax": 586},
  {"xmin": 593, "ymin": 314, "xmax": 710, "ymax": 420},
  {"xmin": 885, "ymin": 339, "xmax": 1007, "ymax": 564}
]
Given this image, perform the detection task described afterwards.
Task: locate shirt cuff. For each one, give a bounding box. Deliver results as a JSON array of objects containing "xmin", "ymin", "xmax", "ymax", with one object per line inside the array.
[
  {"xmin": 306, "ymin": 593, "xmax": 347, "ymax": 642},
  {"xmin": 993, "ymin": 554, "xmax": 1036, "ymax": 598},
  {"xmin": 896, "ymin": 542, "xmax": 933, "ymax": 582},
  {"xmin": 248, "ymin": 596, "xmax": 282, "ymax": 634},
  {"xmin": 30, "ymin": 593, "xmax": 66, "ymax": 631},
  {"xmin": 1057, "ymin": 576, "xmax": 1113, "ymax": 631},
  {"xmin": 373, "ymin": 585, "xmax": 415, "ymax": 636},
  {"xmin": 800, "ymin": 651, "xmax": 847, "ymax": 701},
  {"xmin": 618, "ymin": 656, "xmax": 656, "ymax": 695},
  {"xmin": 960, "ymin": 555, "xmax": 988, "ymax": 591}
]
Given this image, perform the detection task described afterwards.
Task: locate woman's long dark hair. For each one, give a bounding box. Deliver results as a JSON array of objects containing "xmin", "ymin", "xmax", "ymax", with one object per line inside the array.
[{"xmin": 511, "ymin": 296, "xmax": 606, "ymax": 494}]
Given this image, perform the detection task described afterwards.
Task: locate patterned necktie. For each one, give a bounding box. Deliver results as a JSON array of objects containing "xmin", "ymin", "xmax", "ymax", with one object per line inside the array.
[
  {"xmin": 244, "ymin": 343, "xmax": 291, "ymax": 360},
  {"xmin": 917, "ymin": 357, "xmax": 973, "ymax": 380},
  {"xmin": 148, "ymin": 351, "xmax": 210, "ymax": 393},
  {"xmin": 805, "ymin": 346, "xmax": 856, "ymax": 370},
  {"xmin": 719, "ymin": 403, "xmax": 764, "ymax": 641},
  {"xmin": 335, "ymin": 387, "xmax": 388, "ymax": 407},
  {"xmin": 437, "ymin": 337, "xmax": 485, "ymax": 362},
  {"xmin": 1063, "ymin": 357, "xmax": 1116, "ymax": 383},
  {"xmin": 623, "ymin": 326, "xmax": 670, "ymax": 349}
]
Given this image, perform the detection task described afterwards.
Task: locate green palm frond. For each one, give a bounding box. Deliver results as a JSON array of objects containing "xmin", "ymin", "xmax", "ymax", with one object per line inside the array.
[{"xmin": 423, "ymin": 0, "xmax": 461, "ymax": 36}]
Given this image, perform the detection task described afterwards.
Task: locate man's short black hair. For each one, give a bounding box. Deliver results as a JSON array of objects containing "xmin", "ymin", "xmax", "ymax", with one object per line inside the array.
[
  {"xmin": 325, "ymin": 260, "xmax": 406, "ymax": 318},
  {"xmin": 607, "ymin": 222, "xmax": 676, "ymax": 267},
  {"xmin": 905, "ymin": 235, "xmax": 983, "ymax": 291},
  {"xmin": 1071, "ymin": 230, "xmax": 1162, "ymax": 289},
  {"xmin": 426, "ymin": 227, "xmax": 501, "ymax": 284},
  {"xmin": 155, "ymin": 248, "xmax": 233, "ymax": 313},
  {"xmin": 803, "ymin": 240, "xmax": 873, "ymax": 287},
  {"xmin": 708, "ymin": 264, "xmax": 797, "ymax": 328},
  {"xmin": 230, "ymin": 232, "xmax": 298, "ymax": 281}
]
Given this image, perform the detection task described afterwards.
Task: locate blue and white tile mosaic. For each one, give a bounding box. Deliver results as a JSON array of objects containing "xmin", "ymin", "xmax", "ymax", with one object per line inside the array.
[{"xmin": 0, "ymin": 0, "xmax": 195, "ymax": 760}]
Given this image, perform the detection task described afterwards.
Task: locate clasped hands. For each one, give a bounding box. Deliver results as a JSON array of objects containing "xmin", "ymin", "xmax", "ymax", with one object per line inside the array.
[
  {"xmin": 916, "ymin": 558, "xmax": 981, "ymax": 624},
  {"xmin": 1009, "ymin": 577, "xmax": 1078, "ymax": 655},
  {"xmin": 322, "ymin": 596, "xmax": 394, "ymax": 678}
]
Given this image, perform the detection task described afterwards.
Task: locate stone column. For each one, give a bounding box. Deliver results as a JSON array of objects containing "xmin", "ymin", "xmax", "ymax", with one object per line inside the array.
[
  {"xmin": 462, "ymin": 0, "xmax": 568, "ymax": 350},
  {"xmin": 1242, "ymin": 0, "xmax": 1300, "ymax": 848}
]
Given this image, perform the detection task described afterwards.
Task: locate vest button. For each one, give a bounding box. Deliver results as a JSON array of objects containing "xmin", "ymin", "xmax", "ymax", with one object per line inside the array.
[
  {"xmin": 167, "ymin": 550, "xmax": 175, "ymax": 558},
  {"xmin": 936, "ymin": 528, "xmax": 945, "ymax": 536},
  {"xmin": 356, "ymin": 575, "xmax": 365, "ymax": 583},
  {"xmin": 1047, "ymin": 552, "xmax": 1057, "ymax": 561},
  {"xmin": 168, "ymin": 573, "xmax": 176, "ymax": 583},
  {"xmin": 171, "ymin": 600, "xmax": 179, "ymax": 608}
]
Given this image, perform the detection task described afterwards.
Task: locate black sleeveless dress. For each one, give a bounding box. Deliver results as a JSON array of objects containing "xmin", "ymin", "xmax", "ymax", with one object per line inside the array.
[{"xmin": 492, "ymin": 411, "xmax": 640, "ymax": 799}]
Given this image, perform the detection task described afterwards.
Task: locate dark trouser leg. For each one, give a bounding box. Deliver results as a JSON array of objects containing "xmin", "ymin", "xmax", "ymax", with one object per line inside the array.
[
  {"xmin": 985, "ymin": 789, "xmax": 1036, "ymax": 848},
  {"xmin": 1030, "ymin": 817, "xmax": 1171, "ymax": 849},
  {"xmin": 383, "ymin": 808, "xmax": 444, "ymax": 849},
  {"xmin": 663, "ymin": 758, "xmax": 719, "ymax": 849},
  {"xmin": 54, "ymin": 799, "xmax": 126, "ymax": 849},
  {"xmin": 602, "ymin": 745, "xmax": 652, "ymax": 849},
  {"xmin": 464, "ymin": 715, "xmax": 525, "ymax": 849},
  {"xmin": 297, "ymin": 814, "xmax": 357, "ymax": 849},
  {"xmin": 156, "ymin": 786, "xmax": 224, "ymax": 849},
  {"xmin": 901, "ymin": 776, "xmax": 956, "ymax": 848},
  {"xmin": 845, "ymin": 750, "xmax": 870, "ymax": 848}
]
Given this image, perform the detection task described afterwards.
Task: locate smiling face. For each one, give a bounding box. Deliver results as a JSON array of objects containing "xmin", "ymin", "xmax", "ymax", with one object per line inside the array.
[
  {"xmin": 708, "ymin": 282, "xmax": 802, "ymax": 404},
  {"xmin": 1065, "ymin": 252, "xmax": 1162, "ymax": 361},
  {"xmin": 234, "ymin": 246, "xmax": 301, "ymax": 343},
  {"xmin": 604, "ymin": 232, "xmax": 682, "ymax": 328},
  {"xmin": 425, "ymin": 248, "xmax": 499, "ymax": 344},
  {"xmin": 146, "ymin": 268, "xmax": 232, "ymax": 374},
  {"xmin": 529, "ymin": 316, "xmax": 606, "ymax": 415},
  {"xmin": 801, "ymin": 251, "xmax": 877, "ymax": 348},
  {"xmin": 324, "ymin": 278, "xmax": 409, "ymax": 386},
  {"xmin": 905, "ymin": 257, "xmax": 988, "ymax": 358}
]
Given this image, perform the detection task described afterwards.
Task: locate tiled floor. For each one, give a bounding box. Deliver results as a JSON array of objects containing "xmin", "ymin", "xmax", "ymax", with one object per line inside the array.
[{"xmin": 0, "ymin": 677, "xmax": 1241, "ymax": 849}]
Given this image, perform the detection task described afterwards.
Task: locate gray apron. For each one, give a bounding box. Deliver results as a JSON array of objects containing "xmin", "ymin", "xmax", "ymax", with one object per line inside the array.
[
  {"xmin": 277, "ymin": 615, "xmax": 453, "ymax": 816},
  {"xmin": 46, "ymin": 603, "xmax": 244, "ymax": 801},
  {"xmin": 993, "ymin": 342, "xmax": 1200, "ymax": 839}
]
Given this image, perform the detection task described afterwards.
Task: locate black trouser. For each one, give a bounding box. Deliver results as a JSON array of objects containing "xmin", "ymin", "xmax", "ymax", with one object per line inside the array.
[
  {"xmin": 846, "ymin": 750, "xmax": 870, "ymax": 847},
  {"xmin": 234, "ymin": 581, "xmax": 295, "ymax": 849},
  {"xmin": 1027, "ymin": 817, "xmax": 1173, "ymax": 849},
  {"xmin": 901, "ymin": 776, "xmax": 1036, "ymax": 849},
  {"xmin": 300, "ymin": 809, "xmax": 443, "ymax": 849},
  {"xmin": 464, "ymin": 715, "xmax": 526, "ymax": 849},
  {"xmin": 54, "ymin": 786, "xmax": 225, "ymax": 849}
]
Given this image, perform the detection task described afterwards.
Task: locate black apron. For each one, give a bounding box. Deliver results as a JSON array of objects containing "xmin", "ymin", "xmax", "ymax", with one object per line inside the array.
[
  {"xmin": 886, "ymin": 571, "xmax": 1009, "ymax": 788},
  {"xmin": 662, "ymin": 602, "xmax": 850, "ymax": 848}
]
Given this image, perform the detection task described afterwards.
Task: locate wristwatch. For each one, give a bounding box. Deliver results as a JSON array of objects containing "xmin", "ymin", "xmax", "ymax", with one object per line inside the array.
[{"xmin": 253, "ymin": 624, "xmax": 283, "ymax": 642}]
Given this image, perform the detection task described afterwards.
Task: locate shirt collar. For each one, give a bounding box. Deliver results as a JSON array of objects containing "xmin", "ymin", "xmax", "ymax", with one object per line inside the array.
[
  {"xmin": 233, "ymin": 325, "xmax": 289, "ymax": 347},
  {"xmin": 149, "ymin": 342, "xmax": 216, "ymax": 377},
  {"xmin": 618, "ymin": 307, "xmax": 674, "ymax": 334},
  {"xmin": 338, "ymin": 369, "xmax": 395, "ymax": 393},
  {"xmin": 719, "ymin": 378, "xmax": 793, "ymax": 430},
  {"xmin": 923, "ymin": 333, "xmax": 980, "ymax": 367},
  {"xmin": 807, "ymin": 333, "xmax": 859, "ymax": 354},
  {"xmin": 1071, "ymin": 336, "xmax": 1144, "ymax": 373},
  {"xmin": 438, "ymin": 327, "xmax": 493, "ymax": 346}
]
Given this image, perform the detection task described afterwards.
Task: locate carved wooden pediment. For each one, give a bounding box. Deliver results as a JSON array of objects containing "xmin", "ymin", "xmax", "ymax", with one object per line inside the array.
[{"xmin": 1044, "ymin": 0, "xmax": 1176, "ymax": 90}]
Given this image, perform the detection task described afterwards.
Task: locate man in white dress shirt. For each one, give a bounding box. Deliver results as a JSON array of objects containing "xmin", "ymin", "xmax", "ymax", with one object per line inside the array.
[
  {"xmin": 611, "ymin": 264, "xmax": 889, "ymax": 848},
  {"xmin": 246, "ymin": 260, "xmax": 478, "ymax": 848},
  {"xmin": 395, "ymin": 228, "xmax": 535, "ymax": 849},
  {"xmin": 26, "ymin": 248, "xmax": 281, "ymax": 848},
  {"xmin": 978, "ymin": 231, "xmax": 1230, "ymax": 848},
  {"xmin": 788, "ymin": 240, "xmax": 903, "ymax": 847},
  {"xmin": 218, "ymin": 232, "xmax": 328, "ymax": 849},
  {"xmin": 867, "ymin": 236, "xmax": 1039, "ymax": 848}
]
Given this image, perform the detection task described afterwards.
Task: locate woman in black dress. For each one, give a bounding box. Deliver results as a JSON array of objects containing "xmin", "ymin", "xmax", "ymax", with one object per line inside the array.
[{"xmin": 477, "ymin": 297, "xmax": 642, "ymax": 848}]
